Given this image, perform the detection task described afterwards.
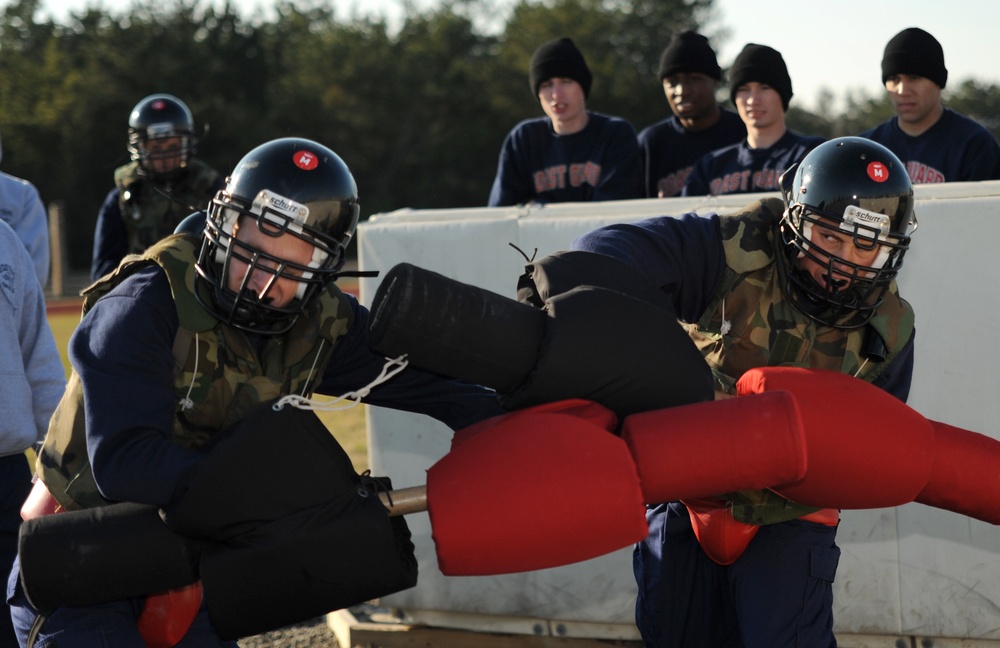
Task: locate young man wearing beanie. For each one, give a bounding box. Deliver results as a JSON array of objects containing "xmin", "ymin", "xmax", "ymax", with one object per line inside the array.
[
  {"xmin": 861, "ymin": 27, "xmax": 1000, "ymax": 183},
  {"xmin": 487, "ymin": 37, "xmax": 643, "ymax": 206},
  {"xmin": 637, "ymin": 30, "xmax": 746, "ymax": 198},
  {"xmin": 682, "ymin": 43, "xmax": 824, "ymax": 196}
]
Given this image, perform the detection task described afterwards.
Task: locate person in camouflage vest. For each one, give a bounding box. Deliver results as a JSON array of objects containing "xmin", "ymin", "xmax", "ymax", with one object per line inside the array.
[
  {"xmin": 572, "ymin": 137, "xmax": 918, "ymax": 647},
  {"xmin": 90, "ymin": 93, "xmax": 225, "ymax": 281},
  {"xmin": 10, "ymin": 138, "xmax": 503, "ymax": 647}
]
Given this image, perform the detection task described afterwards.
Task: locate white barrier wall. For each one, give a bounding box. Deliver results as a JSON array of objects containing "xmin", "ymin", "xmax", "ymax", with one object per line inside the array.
[{"xmin": 356, "ymin": 182, "xmax": 1000, "ymax": 643}]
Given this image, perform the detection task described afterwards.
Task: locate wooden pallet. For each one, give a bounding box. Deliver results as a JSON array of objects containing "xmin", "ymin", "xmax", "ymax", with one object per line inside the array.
[
  {"xmin": 327, "ymin": 607, "xmax": 643, "ymax": 648},
  {"xmin": 328, "ymin": 608, "xmax": 1000, "ymax": 648}
]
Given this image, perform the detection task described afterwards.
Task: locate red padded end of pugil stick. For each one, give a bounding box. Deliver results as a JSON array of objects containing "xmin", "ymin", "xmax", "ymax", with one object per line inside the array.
[
  {"xmin": 449, "ymin": 398, "xmax": 618, "ymax": 450},
  {"xmin": 916, "ymin": 420, "xmax": 1000, "ymax": 525},
  {"xmin": 622, "ymin": 390, "xmax": 807, "ymax": 504},
  {"xmin": 737, "ymin": 367, "xmax": 935, "ymax": 509},
  {"xmin": 138, "ymin": 582, "xmax": 204, "ymax": 648},
  {"xmin": 427, "ymin": 405, "xmax": 647, "ymax": 576}
]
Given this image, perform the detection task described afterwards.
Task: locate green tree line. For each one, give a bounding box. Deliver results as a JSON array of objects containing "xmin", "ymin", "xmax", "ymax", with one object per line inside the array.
[{"xmin": 1, "ymin": 0, "xmax": 998, "ymax": 270}]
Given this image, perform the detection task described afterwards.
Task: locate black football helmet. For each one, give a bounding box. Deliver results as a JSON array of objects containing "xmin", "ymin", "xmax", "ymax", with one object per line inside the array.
[
  {"xmin": 127, "ymin": 93, "xmax": 197, "ymax": 179},
  {"xmin": 777, "ymin": 137, "xmax": 917, "ymax": 329},
  {"xmin": 195, "ymin": 137, "xmax": 360, "ymax": 335}
]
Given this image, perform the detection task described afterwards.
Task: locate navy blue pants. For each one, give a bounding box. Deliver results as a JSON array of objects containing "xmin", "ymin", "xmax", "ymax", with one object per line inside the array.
[
  {"xmin": 0, "ymin": 454, "xmax": 33, "ymax": 648},
  {"xmin": 634, "ymin": 502, "xmax": 840, "ymax": 648}
]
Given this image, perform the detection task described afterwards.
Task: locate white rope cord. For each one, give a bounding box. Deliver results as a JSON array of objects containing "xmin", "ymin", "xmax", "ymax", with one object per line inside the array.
[
  {"xmin": 298, "ymin": 339, "xmax": 326, "ymax": 397},
  {"xmin": 178, "ymin": 333, "xmax": 200, "ymax": 412},
  {"xmin": 854, "ymin": 357, "xmax": 869, "ymax": 377},
  {"xmin": 719, "ymin": 299, "xmax": 732, "ymax": 335},
  {"xmin": 272, "ymin": 354, "xmax": 410, "ymax": 412}
]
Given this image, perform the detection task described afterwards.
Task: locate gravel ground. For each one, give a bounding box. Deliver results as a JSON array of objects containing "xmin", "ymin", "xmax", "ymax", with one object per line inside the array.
[{"xmin": 238, "ymin": 617, "xmax": 340, "ymax": 647}]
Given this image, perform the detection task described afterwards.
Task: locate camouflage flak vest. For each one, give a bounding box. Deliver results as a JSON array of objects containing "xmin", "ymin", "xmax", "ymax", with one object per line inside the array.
[
  {"xmin": 37, "ymin": 235, "xmax": 354, "ymax": 511},
  {"xmin": 114, "ymin": 159, "xmax": 221, "ymax": 254},
  {"xmin": 681, "ymin": 197, "xmax": 915, "ymax": 525}
]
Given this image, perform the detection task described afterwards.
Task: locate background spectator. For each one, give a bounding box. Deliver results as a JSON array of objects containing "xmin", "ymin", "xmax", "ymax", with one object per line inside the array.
[
  {"xmin": 683, "ymin": 43, "xmax": 824, "ymax": 196},
  {"xmin": 638, "ymin": 31, "xmax": 746, "ymax": 198},
  {"xmin": 860, "ymin": 27, "xmax": 1000, "ymax": 183},
  {"xmin": 487, "ymin": 37, "xmax": 642, "ymax": 206}
]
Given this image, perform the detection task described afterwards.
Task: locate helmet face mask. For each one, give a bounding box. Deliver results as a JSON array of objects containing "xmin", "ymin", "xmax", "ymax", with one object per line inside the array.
[
  {"xmin": 777, "ymin": 137, "xmax": 917, "ymax": 329},
  {"xmin": 127, "ymin": 94, "xmax": 197, "ymax": 180},
  {"xmin": 195, "ymin": 138, "xmax": 360, "ymax": 335}
]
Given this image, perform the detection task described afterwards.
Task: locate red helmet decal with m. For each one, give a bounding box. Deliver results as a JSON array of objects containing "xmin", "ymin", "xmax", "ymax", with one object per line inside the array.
[
  {"xmin": 293, "ymin": 151, "xmax": 319, "ymax": 171},
  {"xmin": 867, "ymin": 161, "xmax": 889, "ymax": 183}
]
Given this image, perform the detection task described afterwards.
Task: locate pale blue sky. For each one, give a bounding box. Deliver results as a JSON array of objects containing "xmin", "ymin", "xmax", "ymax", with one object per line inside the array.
[{"xmin": 17, "ymin": 0, "xmax": 1000, "ymax": 111}]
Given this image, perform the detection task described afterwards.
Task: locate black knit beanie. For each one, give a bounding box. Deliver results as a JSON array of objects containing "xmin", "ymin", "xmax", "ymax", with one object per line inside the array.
[
  {"xmin": 529, "ymin": 37, "xmax": 593, "ymax": 98},
  {"xmin": 728, "ymin": 43, "xmax": 793, "ymax": 110},
  {"xmin": 658, "ymin": 31, "xmax": 721, "ymax": 81},
  {"xmin": 881, "ymin": 27, "xmax": 948, "ymax": 88}
]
